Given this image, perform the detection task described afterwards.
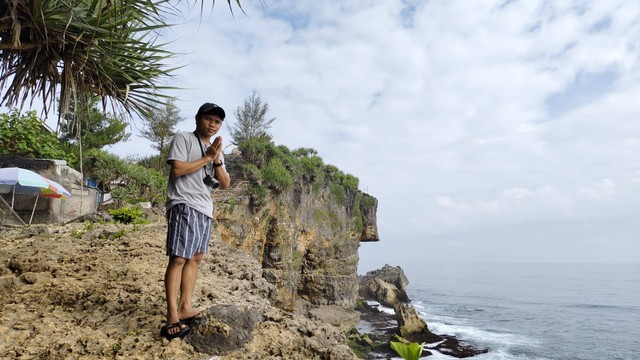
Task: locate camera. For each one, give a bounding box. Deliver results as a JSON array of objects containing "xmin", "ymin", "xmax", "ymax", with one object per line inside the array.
[{"xmin": 203, "ymin": 174, "xmax": 220, "ymax": 189}]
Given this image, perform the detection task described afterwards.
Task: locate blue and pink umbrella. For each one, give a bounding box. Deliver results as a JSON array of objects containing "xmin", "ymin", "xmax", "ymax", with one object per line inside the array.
[{"xmin": 0, "ymin": 167, "xmax": 72, "ymax": 224}]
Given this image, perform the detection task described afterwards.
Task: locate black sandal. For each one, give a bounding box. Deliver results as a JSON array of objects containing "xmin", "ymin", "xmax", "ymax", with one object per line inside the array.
[
  {"xmin": 180, "ymin": 315, "xmax": 197, "ymax": 326},
  {"xmin": 160, "ymin": 321, "xmax": 190, "ymax": 340}
]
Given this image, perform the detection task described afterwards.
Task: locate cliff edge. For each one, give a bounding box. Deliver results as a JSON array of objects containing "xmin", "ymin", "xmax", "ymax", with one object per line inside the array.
[{"xmin": 0, "ymin": 149, "xmax": 380, "ymax": 359}]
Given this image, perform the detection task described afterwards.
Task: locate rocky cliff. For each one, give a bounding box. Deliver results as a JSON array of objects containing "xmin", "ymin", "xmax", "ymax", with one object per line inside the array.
[
  {"xmin": 212, "ymin": 151, "xmax": 379, "ymax": 311},
  {"xmin": 0, "ymin": 150, "xmax": 382, "ymax": 359}
]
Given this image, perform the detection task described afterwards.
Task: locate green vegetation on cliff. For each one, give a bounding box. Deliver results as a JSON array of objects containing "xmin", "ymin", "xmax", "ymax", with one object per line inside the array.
[
  {"xmin": 237, "ymin": 136, "xmax": 360, "ymax": 213},
  {"xmin": 82, "ymin": 149, "xmax": 167, "ymax": 207}
]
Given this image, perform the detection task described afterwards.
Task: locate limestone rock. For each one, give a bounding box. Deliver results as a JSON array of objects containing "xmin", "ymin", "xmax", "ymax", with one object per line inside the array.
[
  {"xmin": 185, "ymin": 305, "xmax": 262, "ymax": 355},
  {"xmin": 395, "ymin": 303, "xmax": 442, "ymax": 344},
  {"xmin": 359, "ymin": 194, "xmax": 379, "ymax": 242},
  {"xmin": 431, "ymin": 336, "xmax": 490, "ymax": 358},
  {"xmin": 213, "ymin": 152, "xmax": 380, "ymax": 311},
  {"xmin": 360, "ymin": 264, "xmax": 409, "ymax": 292},
  {"xmin": 358, "ymin": 265, "xmax": 410, "ymax": 307},
  {"xmin": 306, "ymin": 305, "xmax": 361, "ymax": 332}
]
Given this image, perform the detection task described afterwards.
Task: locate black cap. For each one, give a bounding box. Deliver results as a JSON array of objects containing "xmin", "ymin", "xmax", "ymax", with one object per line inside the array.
[{"xmin": 196, "ymin": 102, "xmax": 225, "ymax": 120}]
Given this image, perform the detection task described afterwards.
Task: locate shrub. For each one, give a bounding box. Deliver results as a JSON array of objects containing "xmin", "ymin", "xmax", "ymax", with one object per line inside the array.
[
  {"xmin": 109, "ymin": 206, "xmax": 146, "ymax": 224},
  {"xmin": 299, "ymin": 155, "xmax": 324, "ymax": 182},
  {"xmin": 238, "ymin": 135, "xmax": 275, "ymax": 168},
  {"xmin": 0, "ymin": 109, "xmax": 77, "ymax": 165},
  {"xmin": 83, "ymin": 148, "xmax": 167, "ymax": 206},
  {"xmin": 248, "ymin": 183, "xmax": 268, "ymax": 209},
  {"xmin": 262, "ymin": 158, "xmax": 293, "ymax": 193},
  {"xmin": 242, "ymin": 163, "xmax": 262, "ymax": 183},
  {"xmin": 237, "ymin": 138, "xmax": 361, "ymax": 211},
  {"xmin": 329, "ymin": 182, "xmax": 346, "ymax": 204},
  {"xmin": 362, "ymin": 194, "xmax": 376, "ymax": 207}
]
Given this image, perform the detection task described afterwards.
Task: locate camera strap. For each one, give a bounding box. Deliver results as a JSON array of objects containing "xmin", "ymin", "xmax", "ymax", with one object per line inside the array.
[
  {"xmin": 193, "ymin": 131, "xmax": 207, "ymax": 157},
  {"xmin": 193, "ymin": 131, "xmax": 212, "ymax": 178}
]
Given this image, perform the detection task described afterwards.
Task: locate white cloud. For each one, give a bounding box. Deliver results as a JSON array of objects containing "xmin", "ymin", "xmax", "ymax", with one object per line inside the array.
[{"xmin": 105, "ymin": 0, "xmax": 640, "ymax": 265}]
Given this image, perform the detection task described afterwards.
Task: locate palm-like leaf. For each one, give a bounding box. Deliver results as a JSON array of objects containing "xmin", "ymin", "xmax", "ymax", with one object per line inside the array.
[{"xmin": 0, "ymin": 0, "xmax": 241, "ymax": 123}]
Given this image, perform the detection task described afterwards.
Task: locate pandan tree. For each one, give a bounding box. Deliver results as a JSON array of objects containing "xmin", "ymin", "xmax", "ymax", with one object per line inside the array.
[{"xmin": 0, "ymin": 0, "xmax": 244, "ymax": 124}]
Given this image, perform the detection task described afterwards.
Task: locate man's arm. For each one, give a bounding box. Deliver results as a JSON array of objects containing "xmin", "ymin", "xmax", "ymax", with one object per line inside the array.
[
  {"xmin": 170, "ymin": 135, "xmax": 230, "ymax": 189},
  {"xmin": 213, "ymin": 162, "xmax": 231, "ymax": 189},
  {"xmin": 209, "ymin": 136, "xmax": 230, "ymax": 189},
  {"xmin": 169, "ymin": 157, "xmax": 212, "ymax": 178}
]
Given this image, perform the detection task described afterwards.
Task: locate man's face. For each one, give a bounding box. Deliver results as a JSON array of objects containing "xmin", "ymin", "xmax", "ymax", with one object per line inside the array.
[{"xmin": 196, "ymin": 114, "xmax": 223, "ymax": 137}]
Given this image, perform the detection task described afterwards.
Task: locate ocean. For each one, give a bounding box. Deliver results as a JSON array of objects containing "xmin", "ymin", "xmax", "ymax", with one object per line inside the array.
[{"xmin": 392, "ymin": 263, "xmax": 640, "ymax": 360}]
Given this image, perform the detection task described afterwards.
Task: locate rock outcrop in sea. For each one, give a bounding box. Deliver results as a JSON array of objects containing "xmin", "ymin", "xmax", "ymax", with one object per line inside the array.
[{"xmin": 355, "ymin": 265, "xmax": 489, "ymax": 358}]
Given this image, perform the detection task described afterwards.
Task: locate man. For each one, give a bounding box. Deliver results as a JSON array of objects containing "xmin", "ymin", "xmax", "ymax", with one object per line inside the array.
[{"xmin": 161, "ymin": 102, "xmax": 231, "ymax": 339}]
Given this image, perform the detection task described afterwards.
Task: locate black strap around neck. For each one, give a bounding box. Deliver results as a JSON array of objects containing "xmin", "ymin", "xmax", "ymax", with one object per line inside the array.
[
  {"xmin": 193, "ymin": 131, "xmax": 206, "ymax": 157},
  {"xmin": 193, "ymin": 131, "xmax": 211, "ymax": 178}
]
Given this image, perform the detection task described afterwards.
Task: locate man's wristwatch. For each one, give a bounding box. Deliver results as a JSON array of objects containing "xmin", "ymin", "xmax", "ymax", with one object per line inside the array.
[{"xmin": 212, "ymin": 161, "xmax": 224, "ymax": 168}]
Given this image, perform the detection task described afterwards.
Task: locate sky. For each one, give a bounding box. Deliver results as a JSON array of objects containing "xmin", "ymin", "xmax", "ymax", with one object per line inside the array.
[{"xmin": 104, "ymin": 0, "xmax": 640, "ymax": 270}]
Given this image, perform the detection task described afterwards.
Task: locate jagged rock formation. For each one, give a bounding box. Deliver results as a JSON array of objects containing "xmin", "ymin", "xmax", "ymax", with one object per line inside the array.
[
  {"xmin": 358, "ymin": 264, "xmax": 410, "ymax": 307},
  {"xmin": 1, "ymin": 150, "xmax": 380, "ymax": 358},
  {"xmin": 186, "ymin": 305, "xmax": 261, "ymax": 354},
  {"xmin": 356, "ymin": 265, "xmax": 489, "ymax": 358},
  {"xmin": 212, "ymin": 152, "xmax": 379, "ymax": 311},
  {"xmin": 395, "ymin": 303, "xmax": 442, "ymax": 344},
  {"xmin": 0, "ymin": 222, "xmax": 359, "ymax": 359},
  {"xmin": 433, "ymin": 337, "xmax": 490, "ymax": 358}
]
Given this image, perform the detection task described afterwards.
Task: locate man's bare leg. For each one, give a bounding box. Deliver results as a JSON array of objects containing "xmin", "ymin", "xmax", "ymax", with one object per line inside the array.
[
  {"xmin": 165, "ymin": 256, "xmax": 187, "ymax": 335},
  {"xmin": 178, "ymin": 252, "xmax": 203, "ymax": 320}
]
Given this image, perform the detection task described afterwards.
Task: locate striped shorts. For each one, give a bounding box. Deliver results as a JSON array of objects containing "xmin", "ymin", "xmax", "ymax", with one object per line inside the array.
[{"xmin": 166, "ymin": 203, "xmax": 212, "ymax": 258}]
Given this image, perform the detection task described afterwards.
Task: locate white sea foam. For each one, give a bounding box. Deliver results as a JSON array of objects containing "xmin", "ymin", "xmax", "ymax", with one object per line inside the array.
[
  {"xmin": 427, "ymin": 321, "xmax": 540, "ymax": 348},
  {"xmin": 469, "ymin": 349, "xmax": 554, "ymax": 360},
  {"xmin": 411, "ymin": 299, "xmax": 538, "ymax": 347},
  {"xmin": 404, "ymin": 263, "xmax": 640, "ymax": 359},
  {"xmin": 365, "ymin": 300, "xmax": 396, "ymax": 315}
]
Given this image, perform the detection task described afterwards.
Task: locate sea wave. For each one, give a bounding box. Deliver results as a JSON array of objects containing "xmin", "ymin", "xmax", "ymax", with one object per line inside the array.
[
  {"xmin": 365, "ymin": 300, "xmax": 396, "ymax": 315},
  {"xmin": 564, "ymin": 303, "xmax": 640, "ymax": 311}
]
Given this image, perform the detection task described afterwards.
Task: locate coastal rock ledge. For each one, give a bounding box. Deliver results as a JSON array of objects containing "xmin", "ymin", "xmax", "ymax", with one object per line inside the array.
[
  {"xmin": 356, "ymin": 265, "xmax": 490, "ymax": 358},
  {"xmin": 2, "ymin": 150, "xmax": 380, "ymax": 359},
  {"xmin": 0, "ymin": 223, "xmax": 357, "ymax": 359}
]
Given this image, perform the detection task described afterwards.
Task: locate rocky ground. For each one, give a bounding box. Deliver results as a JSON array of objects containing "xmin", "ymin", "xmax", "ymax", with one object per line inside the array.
[
  {"xmin": 0, "ymin": 217, "xmax": 490, "ymax": 360},
  {"xmin": 0, "ymin": 220, "xmax": 357, "ymax": 359}
]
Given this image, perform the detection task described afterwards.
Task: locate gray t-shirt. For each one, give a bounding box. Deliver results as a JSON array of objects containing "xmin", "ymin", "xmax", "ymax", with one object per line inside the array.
[{"xmin": 165, "ymin": 131, "xmax": 225, "ymax": 217}]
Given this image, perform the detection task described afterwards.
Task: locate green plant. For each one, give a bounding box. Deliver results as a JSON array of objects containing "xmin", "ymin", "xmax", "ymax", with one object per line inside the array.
[
  {"xmin": 313, "ymin": 209, "xmax": 341, "ymax": 230},
  {"xmin": 229, "ymin": 90, "xmax": 275, "ymax": 145},
  {"xmin": 139, "ymin": 97, "xmax": 184, "ymax": 172},
  {"xmin": 236, "ymin": 138, "xmax": 365, "ymax": 217},
  {"xmin": 238, "ymin": 135, "xmax": 275, "ymax": 168},
  {"xmin": 353, "ymin": 192, "xmax": 363, "ymax": 234},
  {"xmin": 248, "ymin": 183, "xmax": 268, "ymax": 210},
  {"xmin": 329, "ymin": 182, "xmax": 346, "ymax": 203},
  {"xmin": 390, "ymin": 338, "xmax": 424, "ymax": 360},
  {"xmin": 112, "ymin": 228, "xmax": 129, "ymax": 239},
  {"xmin": 112, "ymin": 340, "xmax": 123, "ymax": 355},
  {"xmin": 362, "ymin": 194, "xmax": 376, "ymax": 207},
  {"xmin": 85, "ymin": 222, "xmax": 96, "ymax": 232},
  {"xmin": 262, "ymin": 158, "xmax": 293, "ymax": 193},
  {"xmin": 71, "ymin": 221, "xmax": 96, "ymax": 239},
  {"xmin": 0, "ymin": 0, "xmax": 183, "ymax": 121},
  {"xmin": 0, "ymin": 109, "xmax": 77, "ymax": 165},
  {"xmin": 83, "ymin": 148, "xmax": 167, "ymax": 206},
  {"xmin": 347, "ymin": 339, "xmax": 367, "ymax": 359},
  {"xmin": 242, "ymin": 163, "xmax": 262, "ymax": 182},
  {"xmin": 59, "ymin": 95, "xmax": 130, "ymax": 150},
  {"xmin": 109, "ymin": 206, "xmax": 146, "ymax": 224},
  {"xmin": 298, "ymin": 154, "xmax": 324, "ymax": 182},
  {"xmin": 229, "ymin": 194, "xmax": 238, "ymax": 213}
]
